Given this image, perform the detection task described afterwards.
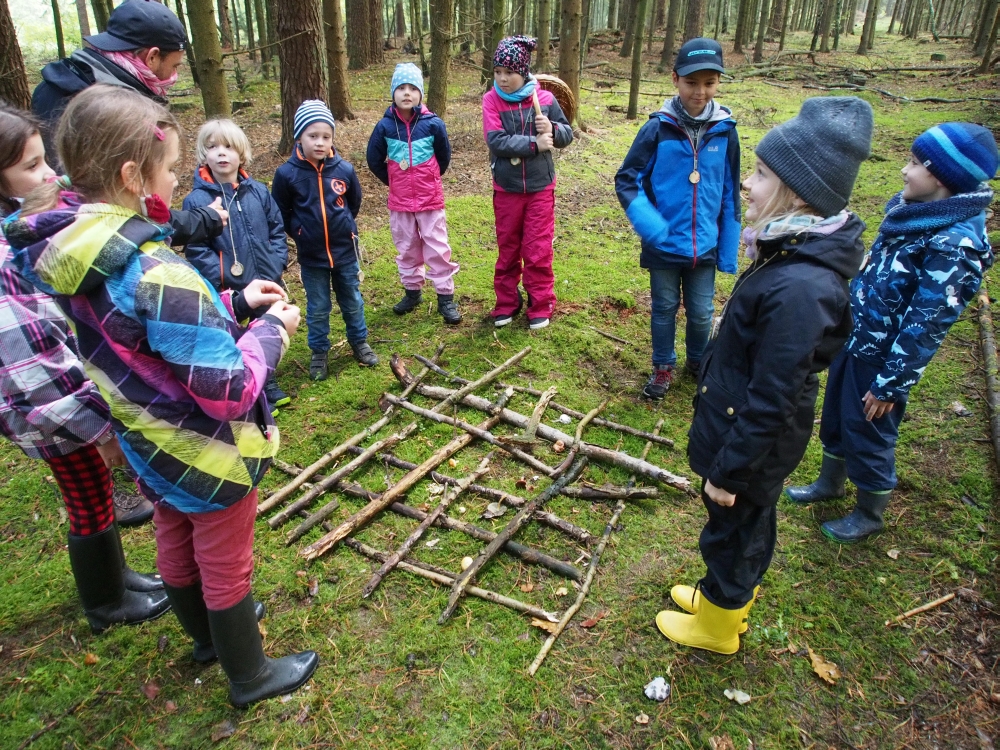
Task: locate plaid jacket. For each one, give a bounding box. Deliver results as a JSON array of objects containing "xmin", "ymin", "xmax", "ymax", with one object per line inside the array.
[
  {"xmin": 0, "ymin": 241, "xmax": 110, "ymax": 459},
  {"xmin": 4, "ymin": 194, "xmax": 288, "ymax": 513}
]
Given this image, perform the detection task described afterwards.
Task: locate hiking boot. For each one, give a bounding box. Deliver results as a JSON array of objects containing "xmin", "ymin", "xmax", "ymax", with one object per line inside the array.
[
  {"xmin": 785, "ymin": 453, "xmax": 847, "ymax": 505},
  {"xmin": 393, "ymin": 288, "xmax": 422, "ymax": 315},
  {"xmin": 309, "ymin": 351, "xmax": 328, "ymax": 381},
  {"xmin": 350, "ymin": 341, "xmax": 379, "ymax": 367},
  {"xmin": 263, "ymin": 376, "xmax": 291, "ymax": 416},
  {"xmin": 111, "ymin": 468, "xmax": 154, "ymax": 528},
  {"xmin": 642, "ymin": 365, "xmax": 674, "ymax": 400},
  {"xmin": 493, "ymin": 290, "xmax": 524, "ymax": 328},
  {"xmin": 437, "ymin": 294, "xmax": 462, "ymax": 325},
  {"xmin": 528, "ymin": 317, "xmax": 550, "ymax": 330},
  {"xmin": 821, "ymin": 489, "xmax": 891, "ymax": 543},
  {"xmin": 163, "ymin": 583, "xmax": 267, "ymax": 664}
]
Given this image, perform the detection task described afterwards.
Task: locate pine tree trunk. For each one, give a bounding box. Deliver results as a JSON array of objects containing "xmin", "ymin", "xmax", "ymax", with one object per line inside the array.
[
  {"xmin": 832, "ymin": 0, "xmax": 842, "ymax": 46},
  {"xmin": 753, "ymin": 0, "xmax": 771, "ymax": 57},
  {"xmin": 323, "ymin": 0, "xmax": 354, "ymax": 119},
  {"xmin": 608, "ymin": 0, "xmax": 619, "ymax": 25},
  {"xmin": 188, "ymin": 0, "xmax": 231, "ymax": 117},
  {"xmin": 218, "ymin": 0, "xmax": 233, "ymax": 48},
  {"xmin": 820, "ymin": 0, "xmax": 835, "ymax": 47},
  {"xmin": 369, "ymin": 0, "xmax": 386, "ymax": 62},
  {"xmin": 581, "ymin": 0, "xmax": 593, "ymax": 63},
  {"xmin": 413, "ymin": 0, "xmax": 429, "ymax": 72},
  {"xmin": 977, "ymin": 1, "xmax": 999, "ymax": 69},
  {"xmin": 769, "ymin": 0, "xmax": 784, "ymax": 33},
  {"xmin": 858, "ymin": 0, "xmax": 877, "ymax": 48},
  {"xmin": 428, "ymin": 0, "xmax": 453, "ymax": 115},
  {"xmin": 733, "ymin": 0, "xmax": 751, "ymax": 48},
  {"xmin": 779, "ymin": 0, "xmax": 791, "ymax": 43},
  {"xmin": 559, "ymin": 0, "xmax": 582, "ymax": 120},
  {"xmin": 620, "ymin": 0, "xmax": 638, "ymax": 55},
  {"xmin": 627, "ymin": 0, "xmax": 649, "ymax": 118},
  {"xmin": 684, "ymin": 0, "xmax": 706, "ymax": 36},
  {"xmin": 91, "ymin": 0, "xmax": 109, "ymax": 31},
  {"xmin": 253, "ymin": 0, "xmax": 269, "ymax": 68},
  {"xmin": 974, "ymin": 0, "xmax": 998, "ymax": 50},
  {"xmin": 887, "ymin": 0, "xmax": 902, "ymax": 30},
  {"xmin": 482, "ymin": 0, "xmax": 505, "ymax": 82},
  {"xmin": 0, "ymin": 0, "xmax": 30, "ymax": 109},
  {"xmin": 243, "ymin": 0, "xmax": 255, "ymax": 59},
  {"xmin": 75, "ymin": 0, "xmax": 91, "ymax": 38},
  {"xmin": 174, "ymin": 0, "xmax": 201, "ymax": 85},
  {"xmin": 538, "ymin": 0, "xmax": 552, "ymax": 68},
  {"xmin": 50, "ymin": 0, "xmax": 66, "ymax": 60},
  {"xmin": 347, "ymin": 0, "xmax": 374, "ymax": 67},
  {"xmin": 660, "ymin": 0, "xmax": 681, "ymax": 63},
  {"xmin": 233, "ymin": 2, "xmax": 241, "ymax": 49},
  {"xmin": 276, "ymin": 0, "xmax": 327, "ymax": 153}
]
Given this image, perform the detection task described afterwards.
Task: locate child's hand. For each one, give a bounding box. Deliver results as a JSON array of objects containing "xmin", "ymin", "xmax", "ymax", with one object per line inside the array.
[
  {"xmin": 243, "ymin": 279, "xmax": 288, "ymax": 309},
  {"xmin": 95, "ymin": 434, "xmax": 128, "ymax": 469},
  {"xmin": 536, "ymin": 132, "xmax": 554, "ymax": 152},
  {"xmin": 207, "ymin": 196, "xmax": 229, "ymax": 227},
  {"xmin": 534, "ymin": 114, "xmax": 553, "ymax": 135},
  {"xmin": 704, "ymin": 479, "xmax": 737, "ymax": 507},
  {"xmin": 862, "ymin": 391, "xmax": 894, "ymax": 421},
  {"xmin": 267, "ymin": 301, "xmax": 301, "ymax": 336}
]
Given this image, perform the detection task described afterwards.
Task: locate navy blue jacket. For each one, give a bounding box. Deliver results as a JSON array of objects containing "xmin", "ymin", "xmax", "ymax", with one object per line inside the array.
[
  {"xmin": 615, "ymin": 108, "xmax": 741, "ymax": 271},
  {"xmin": 271, "ymin": 147, "xmax": 362, "ymax": 269},
  {"xmin": 181, "ymin": 167, "xmax": 288, "ymax": 292}
]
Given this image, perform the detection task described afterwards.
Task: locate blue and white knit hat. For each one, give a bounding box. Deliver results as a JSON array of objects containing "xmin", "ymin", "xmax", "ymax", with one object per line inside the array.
[
  {"xmin": 391, "ymin": 63, "xmax": 424, "ymax": 101},
  {"xmin": 912, "ymin": 123, "xmax": 998, "ymax": 195},
  {"xmin": 293, "ymin": 100, "xmax": 336, "ymax": 140}
]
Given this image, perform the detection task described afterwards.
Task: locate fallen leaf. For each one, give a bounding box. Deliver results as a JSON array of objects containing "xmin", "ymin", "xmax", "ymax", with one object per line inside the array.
[
  {"xmin": 84, "ymin": 653, "xmax": 99, "ymax": 666},
  {"xmin": 951, "ymin": 400, "xmax": 972, "ymax": 417},
  {"xmin": 787, "ymin": 640, "xmax": 797, "ymax": 654},
  {"xmin": 157, "ymin": 635, "xmax": 169, "ymax": 653},
  {"xmin": 211, "ymin": 720, "xmax": 236, "ymax": 742},
  {"xmin": 307, "ymin": 578, "xmax": 319, "ymax": 597},
  {"xmin": 580, "ymin": 611, "xmax": 607, "ymax": 628},
  {"xmin": 142, "ymin": 681, "xmax": 160, "ymax": 700},
  {"xmin": 515, "ymin": 477, "xmax": 527, "ymax": 489},
  {"xmin": 530, "ymin": 618, "xmax": 559, "ymax": 634},
  {"xmin": 887, "ymin": 549, "xmax": 900, "ymax": 560},
  {"xmin": 418, "ymin": 503, "xmax": 431, "ymax": 512},
  {"xmin": 635, "ymin": 712, "xmax": 650, "ymax": 725},
  {"xmin": 555, "ymin": 587, "xmax": 569, "ymax": 597},
  {"xmin": 709, "ymin": 736, "xmax": 736, "ymax": 750},
  {"xmin": 427, "ymin": 483, "xmax": 445, "ymax": 496},
  {"xmin": 808, "ymin": 647, "xmax": 842, "ymax": 684},
  {"xmin": 520, "ymin": 582, "xmax": 535, "ymax": 593},
  {"xmin": 724, "ymin": 688, "xmax": 751, "ymax": 705},
  {"xmin": 482, "ymin": 502, "xmax": 507, "ymax": 520},
  {"xmin": 295, "ymin": 705, "xmax": 310, "ymax": 724},
  {"xmin": 552, "ymin": 440, "xmax": 566, "ymax": 454},
  {"xmin": 164, "ymin": 700, "xmax": 177, "ymax": 713},
  {"xmin": 425, "ymin": 538, "xmax": 440, "ymax": 548}
]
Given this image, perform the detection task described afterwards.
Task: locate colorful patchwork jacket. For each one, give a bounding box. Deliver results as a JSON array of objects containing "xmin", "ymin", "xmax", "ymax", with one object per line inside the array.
[
  {"xmin": 846, "ymin": 189, "xmax": 995, "ymax": 402},
  {"xmin": 4, "ymin": 193, "xmax": 289, "ymax": 513},
  {"xmin": 366, "ymin": 105, "xmax": 451, "ymax": 213}
]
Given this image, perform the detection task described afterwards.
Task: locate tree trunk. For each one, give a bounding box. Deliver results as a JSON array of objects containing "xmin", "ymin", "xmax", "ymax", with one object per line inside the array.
[
  {"xmin": 977, "ymin": 1, "xmax": 999, "ymax": 70},
  {"xmin": 217, "ymin": 0, "xmax": 233, "ymax": 48},
  {"xmin": 482, "ymin": 0, "xmax": 506, "ymax": 82},
  {"xmin": 660, "ymin": 0, "xmax": 681, "ymax": 63},
  {"xmin": 627, "ymin": 0, "xmax": 649, "ymax": 118},
  {"xmin": 887, "ymin": 0, "xmax": 902, "ymax": 30},
  {"xmin": 581, "ymin": 0, "xmax": 593, "ymax": 64},
  {"xmin": 733, "ymin": 0, "xmax": 751, "ymax": 48},
  {"xmin": 832, "ymin": 0, "xmax": 842, "ymax": 46},
  {"xmin": 684, "ymin": 0, "xmax": 706, "ymax": 36},
  {"xmin": 347, "ymin": 0, "xmax": 374, "ymax": 67},
  {"xmin": 608, "ymin": 0, "xmax": 619, "ymax": 25},
  {"xmin": 243, "ymin": 0, "xmax": 256, "ymax": 59},
  {"xmin": 75, "ymin": 0, "xmax": 91, "ymax": 38},
  {"xmin": 779, "ymin": 0, "xmax": 791, "ymax": 44},
  {"xmin": 538, "ymin": 0, "xmax": 552, "ymax": 68},
  {"xmin": 819, "ymin": 0, "xmax": 835, "ymax": 48},
  {"xmin": 0, "ymin": 0, "xmax": 30, "ymax": 109},
  {"xmin": 91, "ymin": 0, "xmax": 109, "ymax": 32},
  {"xmin": 412, "ymin": 0, "xmax": 429, "ymax": 73},
  {"xmin": 369, "ymin": 0, "xmax": 385, "ymax": 62},
  {"xmin": 768, "ymin": 0, "xmax": 784, "ymax": 33},
  {"xmin": 973, "ymin": 0, "xmax": 998, "ymax": 50},
  {"xmin": 655, "ymin": 0, "xmax": 668, "ymax": 24},
  {"xmin": 515, "ymin": 0, "xmax": 528, "ymax": 31},
  {"xmin": 620, "ymin": 0, "xmax": 638, "ymax": 55},
  {"xmin": 232, "ymin": 0, "xmax": 241, "ymax": 49},
  {"xmin": 753, "ymin": 0, "xmax": 771, "ymax": 58},
  {"xmin": 174, "ymin": 0, "xmax": 201, "ymax": 85},
  {"xmin": 396, "ymin": 0, "xmax": 406, "ymax": 35},
  {"xmin": 858, "ymin": 0, "xmax": 877, "ymax": 48},
  {"xmin": 559, "ymin": 0, "xmax": 582, "ymax": 120},
  {"xmin": 50, "ymin": 0, "xmax": 66, "ymax": 60},
  {"xmin": 323, "ymin": 0, "xmax": 354, "ymax": 119},
  {"xmin": 187, "ymin": 0, "xmax": 231, "ymax": 117},
  {"xmin": 428, "ymin": 0, "xmax": 453, "ymax": 116},
  {"xmin": 276, "ymin": 0, "xmax": 327, "ymax": 153},
  {"xmin": 253, "ymin": 0, "xmax": 269, "ymax": 68}
]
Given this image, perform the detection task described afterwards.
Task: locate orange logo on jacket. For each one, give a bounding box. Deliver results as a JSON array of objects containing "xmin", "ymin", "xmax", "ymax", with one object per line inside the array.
[{"xmin": 331, "ymin": 178, "xmax": 347, "ymax": 207}]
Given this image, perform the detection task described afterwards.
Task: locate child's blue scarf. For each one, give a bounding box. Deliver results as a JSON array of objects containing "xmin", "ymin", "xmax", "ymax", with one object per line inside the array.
[
  {"xmin": 878, "ymin": 187, "xmax": 994, "ymax": 236},
  {"xmin": 493, "ymin": 78, "xmax": 536, "ymax": 103}
]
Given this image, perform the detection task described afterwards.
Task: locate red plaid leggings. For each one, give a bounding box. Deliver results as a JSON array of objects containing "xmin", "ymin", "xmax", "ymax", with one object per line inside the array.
[{"xmin": 45, "ymin": 443, "xmax": 114, "ymax": 536}]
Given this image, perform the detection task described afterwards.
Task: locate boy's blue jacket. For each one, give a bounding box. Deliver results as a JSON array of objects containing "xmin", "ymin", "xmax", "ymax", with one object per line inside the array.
[
  {"xmin": 271, "ymin": 147, "xmax": 362, "ymax": 269},
  {"xmin": 846, "ymin": 188, "xmax": 994, "ymax": 402},
  {"xmin": 614, "ymin": 105, "xmax": 741, "ymax": 272},
  {"xmin": 181, "ymin": 166, "xmax": 288, "ymax": 292}
]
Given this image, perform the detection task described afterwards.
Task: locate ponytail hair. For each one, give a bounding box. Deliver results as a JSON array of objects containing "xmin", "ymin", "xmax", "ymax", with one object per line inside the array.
[
  {"xmin": 0, "ymin": 103, "xmax": 42, "ymax": 216},
  {"xmin": 21, "ymin": 85, "xmax": 181, "ymax": 216}
]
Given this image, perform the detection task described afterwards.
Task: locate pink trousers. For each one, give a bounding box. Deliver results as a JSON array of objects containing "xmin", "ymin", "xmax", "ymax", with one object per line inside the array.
[
  {"xmin": 492, "ymin": 189, "xmax": 556, "ymax": 320},
  {"xmin": 389, "ymin": 209, "xmax": 459, "ymax": 295},
  {"xmin": 153, "ymin": 490, "xmax": 257, "ymax": 610}
]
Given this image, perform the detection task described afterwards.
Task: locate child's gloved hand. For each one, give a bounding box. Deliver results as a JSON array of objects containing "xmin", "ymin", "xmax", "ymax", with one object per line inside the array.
[
  {"xmin": 704, "ymin": 479, "xmax": 736, "ymax": 507},
  {"xmin": 534, "ymin": 114, "xmax": 553, "ymax": 135},
  {"xmin": 267, "ymin": 301, "xmax": 301, "ymax": 336},
  {"xmin": 207, "ymin": 196, "xmax": 230, "ymax": 227},
  {"xmin": 243, "ymin": 279, "xmax": 288, "ymax": 309},
  {"xmin": 536, "ymin": 132, "xmax": 554, "ymax": 152}
]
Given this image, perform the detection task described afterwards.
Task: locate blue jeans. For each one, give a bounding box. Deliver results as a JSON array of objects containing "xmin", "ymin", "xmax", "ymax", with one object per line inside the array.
[
  {"xmin": 648, "ymin": 264, "xmax": 716, "ymax": 368},
  {"xmin": 300, "ymin": 262, "xmax": 368, "ymax": 352}
]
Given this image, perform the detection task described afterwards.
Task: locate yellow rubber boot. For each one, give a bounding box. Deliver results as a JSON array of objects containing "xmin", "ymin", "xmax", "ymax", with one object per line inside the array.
[
  {"xmin": 655, "ymin": 596, "xmax": 744, "ymax": 655},
  {"xmin": 669, "ymin": 585, "xmax": 759, "ymax": 634}
]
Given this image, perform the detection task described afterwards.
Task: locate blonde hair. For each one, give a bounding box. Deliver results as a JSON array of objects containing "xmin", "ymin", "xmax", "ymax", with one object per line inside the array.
[
  {"xmin": 195, "ymin": 118, "xmax": 253, "ymax": 168},
  {"xmin": 22, "ymin": 85, "xmax": 180, "ymax": 215},
  {"xmin": 749, "ymin": 178, "xmax": 815, "ymax": 236}
]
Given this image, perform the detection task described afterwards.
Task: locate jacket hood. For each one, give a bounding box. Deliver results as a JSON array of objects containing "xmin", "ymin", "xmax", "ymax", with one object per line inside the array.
[
  {"xmin": 288, "ymin": 144, "xmax": 344, "ymax": 173},
  {"xmin": 192, "ymin": 165, "xmax": 251, "ymax": 193},
  {"xmin": 40, "ymin": 49, "xmax": 161, "ymax": 101},
  {"xmin": 4, "ymin": 192, "xmax": 168, "ymax": 297},
  {"xmin": 757, "ymin": 212, "xmax": 867, "ymax": 280},
  {"xmin": 657, "ymin": 99, "xmax": 734, "ymax": 126}
]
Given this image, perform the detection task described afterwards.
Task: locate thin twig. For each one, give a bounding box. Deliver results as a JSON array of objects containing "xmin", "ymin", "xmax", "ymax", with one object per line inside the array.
[{"xmin": 885, "ymin": 592, "xmax": 956, "ymax": 627}]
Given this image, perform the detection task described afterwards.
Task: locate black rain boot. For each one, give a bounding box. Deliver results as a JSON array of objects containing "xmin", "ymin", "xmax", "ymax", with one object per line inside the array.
[
  {"xmin": 207, "ymin": 593, "xmax": 318, "ymax": 708},
  {"xmin": 111, "ymin": 523, "xmax": 164, "ymax": 593},
  {"xmin": 437, "ymin": 294, "xmax": 462, "ymax": 325},
  {"xmin": 67, "ymin": 526, "xmax": 171, "ymax": 634},
  {"xmin": 393, "ymin": 288, "xmax": 422, "ymax": 315},
  {"xmin": 785, "ymin": 453, "xmax": 848, "ymax": 505},
  {"xmin": 163, "ymin": 583, "xmax": 267, "ymax": 663},
  {"xmin": 821, "ymin": 489, "xmax": 892, "ymax": 543}
]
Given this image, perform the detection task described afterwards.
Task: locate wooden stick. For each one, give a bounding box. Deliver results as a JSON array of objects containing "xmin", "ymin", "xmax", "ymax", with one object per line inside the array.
[
  {"xmin": 382, "ymin": 393, "xmax": 558, "ymax": 477},
  {"xmin": 504, "ymin": 386, "xmax": 558, "ymax": 446},
  {"xmin": 361, "ymin": 455, "xmax": 494, "ymax": 598},
  {"xmin": 588, "ymin": 326, "xmax": 630, "ymax": 346},
  {"xmin": 412, "ymin": 354, "xmax": 673, "ymax": 448},
  {"xmin": 439, "ymin": 457, "xmax": 589, "ymax": 624},
  {"xmin": 555, "ymin": 401, "xmax": 608, "ymax": 475},
  {"xmin": 424, "ymin": 347, "xmax": 530, "ymax": 414},
  {"xmin": 267, "ymin": 422, "xmax": 418, "ymax": 528},
  {"xmin": 528, "ymin": 419, "xmax": 663, "ymax": 675},
  {"xmin": 345, "ymin": 538, "xmax": 559, "ymax": 622},
  {"xmin": 885, "ymin": 592, "xmax": 956, "ymax": 627},
  {"xmin": 978, "ymin": 290, "xmax": 1000, "ymax": 470},
  {"xmin": 562, "ymin": 486, "xmax": 659, "ymax": 500},
  {"xmin": 258, "ymin": 345, "xmax": 442, "ymax": 515},
  {"xmin": 531, "ymin": 89, "xmax": 543, "ymax": 116}
]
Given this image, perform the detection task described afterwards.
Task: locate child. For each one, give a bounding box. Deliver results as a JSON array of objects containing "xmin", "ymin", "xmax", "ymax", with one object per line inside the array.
[
  {"xmin": 658, "ymin": 97, "xmax": 874, "ymax": 654},
  {"xmin": 182, "ymin": 119, "xmax": 291, "ymax": 414},
  {"xmin": 272, "ymin": 100, "xmax": 375, "ymax": 379},
  {"xmin": 366, "ymin": 63, "xmax": 461, "ymax": 325},
  {"xmin": 787, "ymin": 123, "xmax": 997, "ymax": 542},
  {"xmin": 615, "ymin": 38, "xmax": 741, "ymax": 400},
  {"xmin": 0, "ymin": 102, "xmax": 168, "ymax": 634},
  {"xmin": 483, "ymin": 36, "xmax": 573, "ymax": 330},
  {"xmin": 7, "ymin": 85, "xmax": 317, "ymax": 707}
]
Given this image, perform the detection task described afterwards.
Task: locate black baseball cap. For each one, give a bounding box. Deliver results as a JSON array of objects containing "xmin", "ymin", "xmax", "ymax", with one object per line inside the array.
[
  {"xmin": 85, "ymin": 0, "xmax": 187, "ymax": 52},
  {"xmin": 674, "ymin": 38, "xmax": 725, "ymax": 77}
]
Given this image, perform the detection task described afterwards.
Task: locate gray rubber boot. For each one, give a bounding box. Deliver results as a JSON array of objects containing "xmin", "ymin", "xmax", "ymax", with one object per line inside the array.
[
  {"xmin": 207, "ymin": 593, "xmax": 318, "ymax": 708},
  {"xmin": 785, "ymin": 453, "xmax": 848, "ymax": 505},
  {"xmin": 821, "ymin": 489, "xmax": 891, "ymax": 543}
]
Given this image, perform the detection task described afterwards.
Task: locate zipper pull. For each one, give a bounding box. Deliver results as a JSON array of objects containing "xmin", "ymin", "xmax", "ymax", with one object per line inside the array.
[{"xmin": 237, "ymin": 200, "xmax": 242, "ymax": 212}]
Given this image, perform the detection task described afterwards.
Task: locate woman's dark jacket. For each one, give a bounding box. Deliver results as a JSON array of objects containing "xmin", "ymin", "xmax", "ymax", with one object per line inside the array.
[{"xmin": 687, "ymin": 215, "xmax": 866, "ymax": 505}]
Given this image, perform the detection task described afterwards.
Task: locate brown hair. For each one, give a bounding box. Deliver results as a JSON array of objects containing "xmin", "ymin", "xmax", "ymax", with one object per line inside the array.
[
  {"xmin": 21, "ymin": 85, "xmax": 181, "ymax": 215},
  {"xmin": 0, "ymin": 103, "xmax": 42, "ymax": 215}
]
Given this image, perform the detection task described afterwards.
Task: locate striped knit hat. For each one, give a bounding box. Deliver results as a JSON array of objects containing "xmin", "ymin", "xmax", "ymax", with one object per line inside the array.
[
  {"xmin": 911, "ymin": 123, "xmax": 998, "ymax": 195},
  {"xmin": 293, "ymin": 100, "xmax": 335, "ymax": 141}
]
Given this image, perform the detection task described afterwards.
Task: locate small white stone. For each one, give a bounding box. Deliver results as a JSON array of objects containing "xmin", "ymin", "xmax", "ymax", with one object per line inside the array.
[
  {"xmin": 557, "ymin": 414, "xmax": 573, "ymax": 424},
  {"xmin": 644, "ymin": 676, "xmax": 670, "ymax": 702}
]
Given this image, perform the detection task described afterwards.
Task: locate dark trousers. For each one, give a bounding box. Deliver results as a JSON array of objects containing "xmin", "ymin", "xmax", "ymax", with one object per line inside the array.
[
  {"xmin": 819, "ymin": 350, "xmax": 907, "ymax": 492},
  {"xmin": 698, "ymin": 481, "xmax": 778, "ymax": 610}
]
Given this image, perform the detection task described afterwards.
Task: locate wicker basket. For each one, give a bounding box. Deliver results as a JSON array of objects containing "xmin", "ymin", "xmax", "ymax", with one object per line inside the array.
[{"xmin": 534, "ymin": 73, "xmax": 577, "ymax": 125}]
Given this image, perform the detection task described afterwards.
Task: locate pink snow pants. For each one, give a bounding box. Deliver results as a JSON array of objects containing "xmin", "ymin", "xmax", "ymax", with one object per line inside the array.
[
  {"xmin": 492, "ymin": 189, "xmax": 556, "ymax": 320},
  {"xmin": 389, "ymin": 209, "xmax": 459, "ymax": 295}
]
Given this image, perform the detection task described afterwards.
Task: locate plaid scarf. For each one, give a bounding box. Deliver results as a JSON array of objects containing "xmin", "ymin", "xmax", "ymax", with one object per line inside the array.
[{"xmin": 742, "ymin": 210, "xmax": 850, "ymax": 260}]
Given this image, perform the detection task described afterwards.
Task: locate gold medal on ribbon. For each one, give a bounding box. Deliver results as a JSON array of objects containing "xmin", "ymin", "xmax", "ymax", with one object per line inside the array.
[
  {"xmin": 689, "ymin": 170, "xmax": 701, "ymax": 184},
  {"xmin": 399, "ymin": 159, "xmax": 409, "ymax": 170},
  {"xmin": 231, "ymin": 261, "xmax": 244, "ymax": 277},
  {"xmin": 511, "ymin": 157, "xmax": 521, "ymax": 166}
]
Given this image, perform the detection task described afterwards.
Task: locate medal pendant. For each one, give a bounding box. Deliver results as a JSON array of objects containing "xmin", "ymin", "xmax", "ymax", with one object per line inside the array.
[
  {"xmin": 689, "ymin": 170, "xmax": 701, "ymax": 184},
  {"xmin": 231, "ymin": 261, "xmax": 244, "ymax": 277},
  {"xmin": 357, "ymin": 269, "xmax": 365, "ymax": 283},
  {"xmin": 511, "ymin": 157, "xmax": 521, "ymax": 166},
  {"xmin": 399, "ymin": 159, "xmax": 409, "ymax": 171}
]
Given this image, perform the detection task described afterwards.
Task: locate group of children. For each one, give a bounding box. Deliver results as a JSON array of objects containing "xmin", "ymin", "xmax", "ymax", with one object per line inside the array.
[{"xmin": 0, "ymin": 30, "xmax": 995, "ymax": 707}]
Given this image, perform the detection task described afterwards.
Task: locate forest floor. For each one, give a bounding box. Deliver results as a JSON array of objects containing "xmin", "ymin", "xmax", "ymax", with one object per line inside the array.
[{"xmin": 1, "ymin": 24, "xmax": 999, "ymax": 750}]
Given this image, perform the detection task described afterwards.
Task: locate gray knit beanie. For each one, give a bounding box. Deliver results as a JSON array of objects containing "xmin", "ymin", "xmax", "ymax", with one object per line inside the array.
[{"xmin": 755, "ymin": 96, "xmax": 874, "ymax": 217}]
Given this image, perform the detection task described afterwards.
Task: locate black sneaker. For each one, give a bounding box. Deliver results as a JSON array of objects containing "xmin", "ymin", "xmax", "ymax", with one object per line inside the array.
[
  {"xmin": 437, "ymin": 294, "xmax": 462, "ymax": 325},
  {"xmin": 263, "ymin": 377, "xmax": 291, "ymax": 416},
  {"xmin": 528, "ymin": 317, "xmax": 549, "ymax": 330},
  {"xmin": 642, "ymin": 366, "xmax": 674, "ymax": 400},
  {"xmin": 309, "ymin": 351, "xmax": 329, "ymax": 381},
  {"xmin": 493, "ymin": 290, "xmax": 523, "ymax": 328},
  {"xmin": 393, "ymin": 289, "xmax": 422, "ymax": 315},
  {"xmin": 351, "ymin": 341, "xmax": 379, "ymax": 367}
]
